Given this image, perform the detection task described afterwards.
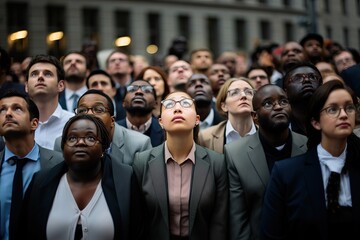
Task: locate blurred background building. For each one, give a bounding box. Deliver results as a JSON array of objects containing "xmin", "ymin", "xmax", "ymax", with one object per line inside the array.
[{"xmin": 1, "ymin": 0, "xmax": 360, "ymax": 64}]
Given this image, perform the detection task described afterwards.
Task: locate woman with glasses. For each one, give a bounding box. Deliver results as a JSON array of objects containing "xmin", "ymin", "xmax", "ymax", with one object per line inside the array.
[
  {"xmin": 18, "ymin": 114, "xmax": 144, "ymax": 240},
  {"xmin": 136, "ymin": 66, "xmax": 170, "ymax": 118},
  {"xmin": 261, "ymin": 80, "xmax": 360, "ymax": 239},
  {"xmin": 133, "ymin": 91, "xmax": 228, "ymax": 240},
  {"xmin": 198, "ymin": 77, "xmax": 257, "ymax": 153}
]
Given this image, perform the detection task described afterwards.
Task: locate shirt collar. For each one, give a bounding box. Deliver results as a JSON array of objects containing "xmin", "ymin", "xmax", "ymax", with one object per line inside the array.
[
  {"xmin": 200, "ymin": 108, "xmax": 214, "ymax": 130},
  {"xmin": 4, "ymin": 143, "xmax": 40, "ymax": 163},
  {"xmin": 318, "ymin": 143, "xmax": 347, "ymax": 173},
  {"xmin": 125, "ymin": 117, "xmax": 152, "ymax": 133},
  {"xmin": 164, "ymin": 141, "xmax": 196, "ymax": 164},
  {"xmin": 65, "ymin": 86, "xmax": 88, "ymax": 101},
  {"xmin": 225, "ymin": 120, "xmax": 257, "ymax": 138}
]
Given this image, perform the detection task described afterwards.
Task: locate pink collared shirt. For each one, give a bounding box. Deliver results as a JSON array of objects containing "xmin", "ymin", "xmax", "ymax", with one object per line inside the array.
[{"xmin": 164, "ymin": 141, "xmax": 196, "ymax": 237}]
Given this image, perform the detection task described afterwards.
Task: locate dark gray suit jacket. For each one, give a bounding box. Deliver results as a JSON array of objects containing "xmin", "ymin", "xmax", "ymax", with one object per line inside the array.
[
  {"xmin": 53, "ymin": 123, "xmax": 152, "ymax": 165},
  {"xmin": 225, "ymin": 131, "xmax": 307, "ymax": 240},
  {"xmin": 133, "ymin": 143, "xmax": 228, "ymax": 240}
]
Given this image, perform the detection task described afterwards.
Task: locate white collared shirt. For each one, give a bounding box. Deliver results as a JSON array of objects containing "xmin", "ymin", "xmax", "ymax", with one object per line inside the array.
[
  {"xmin": 35, "ymin": 104, "xmax": 74, "ymax": 150},
  {"xmin": 125, "ymin": 117, "xmax": 152, "ymax": 133},
  {"xmin": 225, "ymin": 120, "xmax": 257, "ymax": 144},
  {"xmin": 317, "ymin": 144, "xmax": 352, "ymax": 207},
  {"xmin": 199, "ymin": 108, "xmax": 214, "ymax": 130},
  {"xmin": 65, "ymin": 86, "xmax": 88, "ymax": 111}
]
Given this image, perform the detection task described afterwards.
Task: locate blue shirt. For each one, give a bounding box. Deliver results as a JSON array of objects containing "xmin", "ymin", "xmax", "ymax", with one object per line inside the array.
[{"xmin": 0, "ymin": 144, "xmax": 41, "ymax": 240}]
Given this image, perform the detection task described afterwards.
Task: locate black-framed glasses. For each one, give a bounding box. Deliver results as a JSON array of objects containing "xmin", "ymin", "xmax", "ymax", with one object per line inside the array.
[
  {"xmin": 227, "ymin": 88, "xmax": 255, "ymax": 98},
  {"xmin": 127, "ymin": 85, "xmax": 154, "ymax": 94},
  {"xmin": 261, "ymin": 99, "xmax": 290, "ymax": 110},
  {"xmin": 161, "ymin": 98, "xmax": 194, "ymax": 109},
  {"xmin": 65, "ymin": 135, "xmax": 101, "ymax": 147},
  {"xmin": 320, "ymin": 104, "xmax": 356, "ymax": 118},
  {"xmin": 288, "ymin": 73, "xmax": 321, "ymax": 83},
  {"xmin": 74, "ymin": 105, "xmax": 109, "ymax": 115}
]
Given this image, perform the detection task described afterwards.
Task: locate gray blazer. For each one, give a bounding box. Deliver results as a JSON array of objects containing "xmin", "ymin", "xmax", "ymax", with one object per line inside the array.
[
  {"xmin": 0, "ymin": 146, "xmax": 63, "ymax": 171},
  {"xmin": 54, "ymin": 123, "xmax": 152, "ymax": 165},
  {"xmin": 224, "ymin": 131, "xmax": 307, "ymax": 240},
  {"xmin": 133, "ymin": 143, "xmax": 228, "ymax": 240}
]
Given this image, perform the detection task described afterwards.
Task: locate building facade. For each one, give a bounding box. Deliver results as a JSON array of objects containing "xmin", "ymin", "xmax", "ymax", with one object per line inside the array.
[{"xmin": 1, "ymin": 0, "xmax": 360, "ymax": 62}]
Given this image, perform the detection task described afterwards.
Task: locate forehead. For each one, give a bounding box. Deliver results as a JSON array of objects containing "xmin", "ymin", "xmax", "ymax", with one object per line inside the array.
[
  {"xmin": 304, "ymin": 39, "xmax": 321, "ymax": 46},
  {"xmin": 257, "ymin": 86, "xmax": 286, "ymax": 101},
  {"xmin": 131, "ymin": 80, "xmax": 151, "ymax": 86},
  {"xmin": 189, "ymin": 74, "xmax": 208, "ymax": 81},
  {"xmin": 0, "ymin": 96, "xmax": 27, "ymax": 106},
  {"xmin": 229, "ymin": 80, "xmax": 252, "ymax": 89},
  {"xmin": 89, "ymin": 74, "xmax": 111, "ymax": 82},
  {"xmin": 283, "ymin": 42, "xmax": 302, "ymax": 51},
  {"xmin": 248, "ymin": 69, "xmax": 267, "ymax": 75},
  {"xmin": 209, "ymin": 64, "xmax": 228, "ymax": 71},
  {"xmin": 29, "ymin": 62, "xmax": 57, "ymax": 72},
  {"xmin": 68, "ymin": 119, "xmax": 97, "ymax": 132},
  {"xmin": 109, "ymin": 52, "xmax": 128, "ymax": 60},
  {"xmin": 325, "ymin": 89, "xmax": 353, "ymax": 105},
  {"xmin": 144, "ymin": 69, "xmax": 161, "ymax": 76},
  {"xmin": 336, "ymin": 51, "xmax": 352, "ymax": 58},
  {"xmin": 170, "ymin": 60, "xmax": 190, "ymax": 68},
  {"xmin": 166, "ymin": 92, "xmax": 191, "ymax": 100},
  {"xmin": 63, "ymin": 53, "xmax": 86, "ymax": 61},
  {"xmin": 79, "ymin": 94, "xmax": 108, "ymax": 106},
  {"xmin": 289, "ymin": 66, "xmax": 319, "ymax": 75}
]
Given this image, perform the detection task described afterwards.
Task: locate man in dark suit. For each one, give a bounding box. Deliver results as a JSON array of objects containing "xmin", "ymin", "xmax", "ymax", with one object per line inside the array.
[
  {"xmin": 340, "ymin": 63, "xmax": 360, "ymax": 97},
  {"xmin": 0, "ymin": 91, "xmax": 63, "ymax": 240},
  {"xmin": 54, "ymin": 89, "xmax": 152, "ymax": 165},
  {"xmin": 225, "ymin": 84, "xmax": 307, "ymax": 240},
  {"xmin": 186, "ymin": 73, "xmax": 225, "ymax": 131},
  {"xmin": 118, "ymin": 80, "xmax": 164, "ymax": 147}
]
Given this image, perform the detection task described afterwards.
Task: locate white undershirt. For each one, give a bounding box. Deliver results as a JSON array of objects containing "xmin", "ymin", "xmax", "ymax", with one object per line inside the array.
[{"xmin": 47, "ymin": 174, "xmax": 114, "ymax": 240}]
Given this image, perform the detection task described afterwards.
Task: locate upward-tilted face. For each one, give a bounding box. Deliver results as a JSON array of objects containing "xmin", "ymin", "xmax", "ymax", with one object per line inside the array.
[
  {"xmin": 88, "ymin": 73, "xmax": 116, "ymax": 98},
  {"xmin": 253, "ymin": 85, "xmax": 291, "ymax": 132},
  {"xmin": 63, "ymin": 119, "xmax": 103, "ymax": 171},
  {"xmin": 311, "ymin": 89, "xmax": 355, "ymax": 142},
  {"xmin": 186, "ymin": 74, "xmax": 213, "ymax": 103},
  {"xmin": 123, "ymin": 80, "xmax": 156, "ymax": 116},
  {"xmin": 62, "ymin": 53, "xmax": 88, "ymax": 81},
  {"xmin": 143, "ymin": 69, "xmax": 165, "ymax": 98},
  {"xmin": 159, "ymin": 92, "xmax": 200, "ymax": 135}
]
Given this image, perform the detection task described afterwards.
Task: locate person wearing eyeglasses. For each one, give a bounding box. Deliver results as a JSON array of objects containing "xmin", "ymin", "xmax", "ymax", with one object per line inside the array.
[
  {"xmin": 53, "ymin": 89, "xmax": 152, "ymax": 166},
  {"xmin": 133, "ymin": 91, "xmax": 228, "ymax": 240},
  {"xmin": 224, "ymin": 84, "xmax": 307, "ymax": 240},
  {"xmin": 261, "ymin": 80, "xmax": 360, "ymax": 239},
  {"xmin": 197, "ymin": 77, "xmax": 256, "ymax": 153},
  {"xmin": 19, "ymin": 114, "xmax": 144, "ymax": 240},
  {"xmin": 246, "ymin": 66, "xmax": 271, "ymax": 90},
  {"xmin": 118, "ymin": 80, "xmax": 164, "ymax": 147},
  {"xmin": 283, "ymin": 62, "xmax": 322, "ymax": 136}
]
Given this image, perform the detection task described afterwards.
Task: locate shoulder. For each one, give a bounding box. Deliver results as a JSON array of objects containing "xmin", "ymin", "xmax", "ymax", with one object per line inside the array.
[
  {"xmin": 196, "ymin": 144, "xmax": 224, "ymax": 164},
  {"xmin": 199, "ymin": 121, "xmax": 226, "ymax": 137},
  {"xmin": 291, "ymin": 131, "xmax": 308, "ymax": 142},
  {"xmin": 39, "ymin": 147, "xmax": 63, "ymax": 162},
  {"xmin": 225, "ymin": 132, "xmax": 258, "ymax": 152}
]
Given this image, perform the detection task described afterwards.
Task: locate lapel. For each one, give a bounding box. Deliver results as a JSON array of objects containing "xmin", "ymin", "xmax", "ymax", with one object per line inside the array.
[
  {"xmin": 189, "ymin": 145, "xmax": 210, "ymax": 234},
  {"xmin": 303, "ymin": 148, "xmax": 327, "ymax": 237},
  {"xmin": 39, "ymin": 147, "xmax": 53, "ymax": 168},
  {"xmin": 58, "ymin": 91, "xmax": 67, "ymax": 110},
  {"xmin": 247, "ymin": 133, "xmax": 270, "ymax": 186},
  {"xmin": 290, "ymin": 132, "xmax": 308, "ymax": 155},
  {"xmin": 112, "ymin": 124, "xmax": 125, "ymax": 155},
  {"xmin": 349, "ymin": 165, "xmax": 360, "ymax": 223},
  {"xmin": 211, "ymin": 121, "xmax": 226, "ymax": 153},
  {"xmin": 148, "ymin": 145, "xmax": 169, "ymax": 228}
]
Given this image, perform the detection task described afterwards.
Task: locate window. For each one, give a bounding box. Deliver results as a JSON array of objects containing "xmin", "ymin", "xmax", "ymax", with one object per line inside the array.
[
  {"xmin": 115, "ymin": 10, "xmax": 130, "ymax": 37},
  {"xmin": 82, "ymin": 8, "xmax": 99, "ymax": 42},
  {"xmin": 341, "ymin": 0, "xmax": 347, "ymax": 15},
  {"xmin": 6, "ymin": 2, "xmax": 28, "ymax": 61},
  {"xmin": 325, "ymin": 26, "xmax": 332, "ymax": 39},
  {"xmin": 283, "ymin": 0, "xmax": 291, "ymax": 7},
  {"xmin": 46, "ymin": 5, "xmax": 66, "ymax": 58},
  {"xmin": 148, "ymin": 13, "xmax": 161, "ymax": 46},
  {"xmin": 284, "ymin": 22, "xmax": 294, "ymax": 42},
  {"xmin": 207, "ymin": 17, "xmax": 219, "ymax": 57},
  {"xmin": 235, "ymin": 19, "xmax": 246, "ymax": 50},
  {"xmin": 178, "ymin": 15, "xmax": 191, "ymax": 42},
  {"xmin": 357, "ymin": 0, "xmax": 360, "ymax": 16},
  {"xmin": 343, "ymin": 27, "xmax": 349, "ymax": 47},
  {"xmin": 324, "ymin": 0, "xmax": 330, "ymax": 13},
  {"xmin": 260, "ymin": 20, "xmax": 271, "ymax": 41}
]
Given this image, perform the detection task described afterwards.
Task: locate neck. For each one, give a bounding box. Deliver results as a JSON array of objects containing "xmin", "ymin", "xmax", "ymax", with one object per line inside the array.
[
  {"xmin": 228, "ymin": 114, "xmax": 253, "ymax": 137},
  {"xmin": 196, "ymin": 106, "xmax": 211, "ymax": 121},
  {"xmin": 321, "ymin": 137, "xmax": 347, "ymax": 157},
  {"xmin": 127, "ymin": 114, "xmax": 151, "ymax": 128},
  {"xmin": 67, "ymin": 162, "xmax": 102, "ymax": 183},
  {"xmin": 113, "ymin": 74, "xmax": 130, "ymax": 87},
  {"xmin": 5, "ymin": 136, "xmax": 35, "ymax": 157},
  {"xmin": 166, "ymin": 133, "xmax": 194, "ymax": 164},
  {"xmin": 259, "ymin": 128, "xmax": 289, "ymax": 147},
  {"xmin": 65, "ymin": 81, "xmax": 85, "ymax": 91},
  {"xmin": 34, "ymin": 98, "xmax": 59, "ymax": 122}
]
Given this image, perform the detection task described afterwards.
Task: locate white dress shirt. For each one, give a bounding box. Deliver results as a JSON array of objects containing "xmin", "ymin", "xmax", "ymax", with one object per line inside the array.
[
  {"xmin": 225, "ymin": 120, "xmax": 257, "ymax": 144},
  {"xmin": 65, "ymin": 86, "xmax": 88, "ymax": 111}
]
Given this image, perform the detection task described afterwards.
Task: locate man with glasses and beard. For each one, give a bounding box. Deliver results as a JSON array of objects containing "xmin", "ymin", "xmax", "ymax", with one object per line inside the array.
[
  {"xmin": 59, "ymin": 51, "xmax": 89, "ymax": 112},
  {"xmin": 118, "ymin": 80, "xmax": 164, "ymax": 147}
]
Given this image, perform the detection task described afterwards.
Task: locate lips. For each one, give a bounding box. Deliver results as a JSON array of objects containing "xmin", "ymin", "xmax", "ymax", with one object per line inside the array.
[
  {"xmin": 3, "ymin": 120, "xmax": 17, "ymax": 126},
  {"xmin": 35, "ymin": 83, "xmax": 46, "ymax": 88},
  {"xmin": 132, "ymin": 97, "xmax": 146, "ymax": 104},
  {"xmin": 172, "ymin": 116, "xmax": 185, "ymax": 122},
  {"xmin": 272, "ymin": 112, "xmax": 288, "ymax": 118}
]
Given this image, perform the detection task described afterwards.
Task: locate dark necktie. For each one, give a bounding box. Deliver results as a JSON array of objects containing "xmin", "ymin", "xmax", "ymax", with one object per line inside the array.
[
  {"xmin": 9, "ymin": 157, "xmax": 28, "ymax": 239},
  {"xmin": 326, "ymin": 171, "xmax": 341, "ymax": 214}
]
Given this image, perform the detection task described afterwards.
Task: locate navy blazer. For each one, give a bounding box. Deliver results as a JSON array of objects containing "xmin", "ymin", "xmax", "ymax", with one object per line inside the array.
[
  {"xmin": 341, "ymin": 63, "xmax": 360, "ymax": 97},
  {"xmin": 117, "ymin": 116, "xmax": 164, "ymax": 147},
  {"xmin": 58, "ymin": 91, "xmax": 68, "ymax": 111},
  {"xmin": 18, "ymin": 154, "xmax": 144, "ymax": 240},
  {"xmin": 261, "ymin": 148, "xmax": 360, "ymax": 239}
]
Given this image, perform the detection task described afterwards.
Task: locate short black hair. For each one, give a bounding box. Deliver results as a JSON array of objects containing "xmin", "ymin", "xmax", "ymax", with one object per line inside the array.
[
  {"xmin": 26, "ymin": 54, "xmax": 65, "ymax": 82},
  {"xmin": 283, "ymin": 61, "xmax": 323, "ymax": 89},
  {"xmin": 0, "ymin": 90, "xmax": 39, "ymax": 120},
  {"xmin": 0, "ymin": 46, "xmax": 11, "ymax": 73},
  {"xmin": 78, "ymin": 89, "xmax": 115, "ymax": 116},
  {"xmin": 86, "ymin": 69, "xmax": 116, "ymax": 88},
  {"xmin": 299, "ymin": 33, "xmax": 324, "ymax": 47}
]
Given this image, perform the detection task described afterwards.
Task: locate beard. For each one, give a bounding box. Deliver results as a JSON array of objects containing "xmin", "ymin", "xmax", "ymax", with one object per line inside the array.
[
  {"xmin": 194, "ymin": 98, "xmax": 212, "ymax": 108},
  {"xmin": 124, "ymin": 106, "xmax": 153, "ymax": 117},
  {"xmin": 65, "ymin": 74, "xmax": 85, "ymax": 84},
  {"xmin": 258, "ymin": 117, "xmax": 289, "ymax": 133}
]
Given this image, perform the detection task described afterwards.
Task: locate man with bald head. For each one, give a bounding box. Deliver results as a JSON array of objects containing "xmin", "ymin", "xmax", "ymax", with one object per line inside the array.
[{"xmin": 225, "ymin": 84, "xmax": 307, "ymax": 240}]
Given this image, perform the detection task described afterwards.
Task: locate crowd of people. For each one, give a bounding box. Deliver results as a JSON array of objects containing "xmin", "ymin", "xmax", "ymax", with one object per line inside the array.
[{"xmin": 1, "ymin": 32, "xmax": 360, "ymax": 240}]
